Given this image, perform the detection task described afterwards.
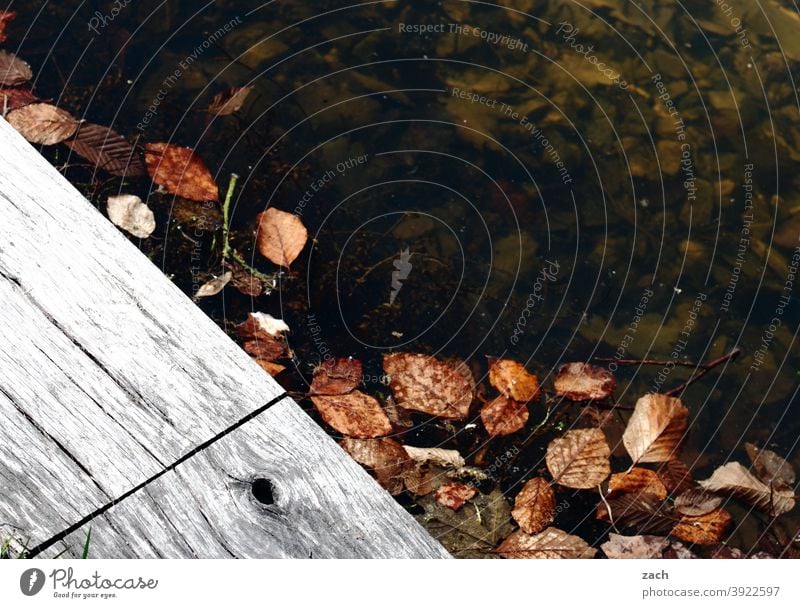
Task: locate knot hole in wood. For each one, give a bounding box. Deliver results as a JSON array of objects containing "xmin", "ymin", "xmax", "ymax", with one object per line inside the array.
[{"xmin": 251, "ymin": 477, "xmax": 275, "ymax": 505}]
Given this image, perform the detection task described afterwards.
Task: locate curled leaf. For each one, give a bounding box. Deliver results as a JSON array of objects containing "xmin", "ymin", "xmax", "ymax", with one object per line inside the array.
[
  {"xmin": 553, "ymin": 362, "xmax": 616, "ymax": 400},
  {"xmin": 488, "ymin": 358, "xmax": 540, "ymax": 402},
  {"xmin": 546, "ymin": 428, "xmax": 611, "ymax": 489},
  {"xmin": 511, "ymin": 478, "xmax": 555, "ymax": 535},
  {"xmin": 106, "ymin": 194, "xmax": 155, "ymax": 238},
  {"xmin": 480, "ymin": 396, "xmax": 528, "ymax": 437},
  {"xmin": 311, "ymin": 390, "xmax": 391, "ymax": 438},
  {"xmin": 145, "ymin": 142, "xmax": 220, "ymax": 202},
  {"xmin": 256, "ymin": 208, "xmax": 308, "ymax": 267},
  {"xmin": 698, "ymin": 461, "xmax": 796, "ymax": 517},
  {"xmin": 193, "ymin": 272, "xmax": 231, "ymax": 299},
  {"xmin": 623, "ymin": 394, "xmax": 688, "ymax": 464},
  {"xmin": 403, "ymin": 445, "xmax": 465, "ymax": 469},
  {"xmin": 7, "ymin": 103, "xmax": 79, "ymax": 145}
]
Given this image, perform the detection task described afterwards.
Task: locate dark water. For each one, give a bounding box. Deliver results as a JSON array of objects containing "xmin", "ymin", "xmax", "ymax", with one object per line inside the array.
[{"xmin": 8, "ymin": 0, "xmax": 800, "ymax": 554}]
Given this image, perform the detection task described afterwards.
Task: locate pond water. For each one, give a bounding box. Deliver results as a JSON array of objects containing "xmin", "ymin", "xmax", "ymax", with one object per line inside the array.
[{"xmin": 9, "ymin": 0, "xmax": 800, "ymax": 555}]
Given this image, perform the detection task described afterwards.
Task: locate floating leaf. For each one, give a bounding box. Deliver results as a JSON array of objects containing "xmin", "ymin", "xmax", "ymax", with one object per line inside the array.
[
  {"xmin": 341, "ymin": 437, "xmax": 409, "ymax": 495},
  {"xmin": 207, "ymin": 85, "xmax": 254, "ymax": 116},
  {"xmin": 698, "ymin": 462, "xmax": 796, "ymax": 517},
  {"xmin": 66, "ymin": 122, "xmax": 145, "ymax": 177},
  {"xmin": 237, "ymin": 312, "xmax": 290, "ymax": 338},
  {"xmin": 106, "ymin": 194, "xmax": 155, "ymax": 238},
  {"xmin": 511, "ymin": 478, "xmax": 555, "ymax": 535},
  {"xmin": 601, "ymin": 534, "xmax": 670, "ymax": 559},
  {"xmin": 674, "ymin": 488, "xmax": 724, "ymax": 517},
  {"xmin": 242, "ymin": 337, "xmax": 285, "ymax": 361},
  {"xmin": 671, "ymin": 508, "xmax": 732, "ymax": 545},
  {"xmin": 310, "ymin": 390, "xmax": 391, "ymax": 438},
  {"xmin": 488, "ymin": 358, "xmax": 540, "ymax": 402},
  {"xmin": 0, "ymin": 11, "xmax": 16, "ymax": 45},
  {"xmin": 0, "ymin": 86, "xmax": 38, "ymax": 112},
  {"xmin": 310, "ymin": 357, "xmax": 362, "ymax": 396},
  {"xmin": 0, "ymin": 49, "xmax": 32, "ymax": 85},
  {"xmin": 383, "ymin": 352, "xmax": 473, "ymax": 420},
  {"xmin": 145, "ymin": 142, "xmax": 220, "ymax": 202},
  {"xmin": 6, "ymin": 103, "xmax": 79, "ymax": 145},
  {"xmin": 546, "ymin": 428, "xmax": 611, "ymax": 489},
  {"xmin": 255, "ymin": 208, "xmax": 308, "ymax": 267},
  {"xmin": 403, "ymin": 445, "xmax": 465, "ymax": 470},
  {"xmin": 193, "ymin": 272, "xmax": 231, "ymax": 299},
  {"xmin": 553, "ymin": 362, "xmax": 616, "ymax": 400},
  {"xmin": 623, "ymin": 394, "xmax": 688, "ymax": 464},
  {"xmin": 597, "ymin": 467, "xmax": 667, "ymax": 520},
  {"xmin": 745, "ymin": 442, "xmax": 795, "ymax": 490},
  {"xmin": 480, "ymin": 396, "xmax": 528, "ymax": 437},
  {"xmin": 435, "ymin": 482, "xmax": 476, "ymax": 511},
  {"xmin": 497, "ymin": 527, "xmax": 597, "ymax": 559}
]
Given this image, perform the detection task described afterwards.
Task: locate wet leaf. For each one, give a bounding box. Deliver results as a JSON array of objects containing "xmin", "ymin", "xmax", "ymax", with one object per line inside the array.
[
  {"xmin": 6, "ymin": 103, "xmax": 79, "ymax": 145},
  {"xmin": 224, "ymin": 261, "xmax": 264, "ymax": 297},
  {"xmin": 497, "ymin": 527, "xmax": 597, "ymax": 559},
  {"xmin": 488, "ymin": 358, "xmax": 540, "ymax": 402},
  {"xmin": 623, "ymin": 394, "xmax": 688, "ymax": 464},
  {"xmin": 207, "ymin": 85, "xmax": 254, "ymax": 116},
  {"xmin": 546, "ymin": 428, "xmax": 611, "ymax": 489},
  {"xmin": 0, "ymin": 86, "xmax": 39, "ymax": 112},
  {"xmin": 553, "ymin": 362, "xmax": 617, "ymax": 401},
  {"xmin": 657, "ymin": 459, "xmax": 694, "ymax": 495},
  {"xmin": 599, "ymin": 493, "xmax": 675, "ymax": 535},
  {"xmin": 511, "ymin": 478, "xmax": 555, "ymax": 535},
  {"xmin": 255, "ymin": 208, "xmax": 308, "ymax": 267},
  {"xmin": 698, "ymin": 462, "xmax": 796, "ymax": 517},
  {"xmin": 242, "ymin": 337, "xmax": 285, "ymax": 362},
  {"xmin": 0, "ymin": 49, "xmax": 32, "ymax": 86},
  {"xmin": 341, "ymin": 437, "xmax": 409, "ymax": 495},
  {"xmin": 106, "ymin": 194, "xmax": 155, "ymax": 238},
  {"xmin": 310, "ymin": 357, "xmax": 362, "ymax": 396},
  {"xmin": 310, "ymin": 390, "xmax": 392, "ymax": 438},
  {"xmin": 435, "ymin": 482, "xmax": 477, "ymax": 511},
  {"xmin": 193, "ymin": 272, "xmax": 231, "ymax": 299},
  {"xmin": 237, "ymin": 313, "xmax": 289, "ymax": 365},
  {"xmin": 237, "ymin": 312, "xmax": 290, "ymax": 338},
  {"xmin": 0, "ymin": 11, "xmax": 16, "ymax": 44},
  {"xmin": 674, "ymin": 488, "xmax": 724, "ymax": 517},
  {"xmin": 671, "ymin": 508, "xmax": 732, "ymax": 546},
  {"xmin": 597, "ymin": 467, "xmax": 667, "ymax": 520},
  {"xmin": 601, "ymin": 534, "xmax": 670, "ymax": 559},
  {"xmin": 254, "ymin": 359, "xmax": 286, "ymax": 376},
  {"xmin": 403, "ymin": 445, "xmax": 465, "ymax": 469},
  {"xmin": 145, "ymin": 142, "xmax": 220, "ymax": 202},
  {"xmin": 383, "ymin": 352, "xmax": 473, "ymax": 420},
  {"xmin": 745, "ymin": 442, "xmax": 796, "ymax": 490},
  {"xmin": 480, "ymin": 396, "xmax": 528, "ymax": 437},
  {"xmin": 66, "ymin": 122, "xmax": 145, "ymax": 177}
]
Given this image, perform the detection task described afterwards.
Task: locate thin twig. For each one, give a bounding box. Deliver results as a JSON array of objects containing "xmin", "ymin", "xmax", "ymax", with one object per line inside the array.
[
  {"xmin": 593, "ymin": 356, "xmax": 708, "ymax": 370},
  {"xmin": 665, "ymin": 348, "xmax": 742, "ymax": 396}
]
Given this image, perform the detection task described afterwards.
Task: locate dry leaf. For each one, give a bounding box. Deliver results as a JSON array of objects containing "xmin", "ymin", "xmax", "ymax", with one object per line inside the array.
[
  {"xmin": 553, "ymin": 362, "xmax": 617, "ymax": 400},
  {"xmin": 256, "ymin": 208, "xmax": 308, "ymax": 267},
  {"xmin": 674, "ymin": 488, "xmax": 724, "ymax": 517},
  {"xmin": 106, "ymin": 194, "xmax": 155, "ymax": 238},
  {"xmin": 207, "ymin": 85, "xmax": 254, "ymax": 116},
  {"xmin": 255, "ymin": 359, "xmax": 286, "ymax": 376},
  {"xmin": 698, "ymin": 462, "xmax": 796, "ymax": 517},
  {"xmin": 7, "ymin": 103, "xmax": 79, "ymax": 145},
  {"xmin": 435, "ymin": 482, "xmax": 477, "ymax": 511},
  {"xmin": 546, "ymin": 428, "xmax": 611, "ymax": 489},
  {"xmin": 310, "ymin": 357, "xmax": 362, "ymax": 396},
  {"xmin": 194, "ymin": 272, "xmax": 231, "ymax": 299},
  {"xmin": 480, "ymin": 396, "xmax": 529, "ymax": 437},
  {"xmin": 383, "ymin": 352, "xmax": 473, "ymax": 420},
  {"xmin": 657, "ymin": 459, "xmax": 694, "ymax": 495},
  {"xmin": 511, "ymin": 478, "xmax": 555, "ymax": 535},
  {"xmin": 66, "ymin": 122, "xmax": 145, "ymax": 177},
  {"xmin": 145, "ymin": 142, "xmax": 220, "ymax": 202},
  {"xmin": 496, "ymin": 527, "xmax": 597, "ymax": 559},
  {"xmin": 488, "ymin": 358, "xmax": 540, "ymax": 401},
  {"xmin": 601, "ymin": 534, "xmax": 670, "ymax": 559},
  {"xmin": 671, "ymin": 508, "xmax": 732, "ymax": 545},
  {"xmin": 310, "ymin": 390, "xmax": 392, "ymax": 438},
  {"xmin": 623, "ymin": 394, "xmax": 688, "ymax": 464},
  {"xmin": 0, "ymin": 86, "xmax": 39, "ymax": 112},
  {"xmin": 745, "ymin": 442, "xmax": 795, "ymax": 490},
  {"xmin": 403, "ymin": 445, "xmax": 465, "ymax": 469},
  {"xmin": 0, "ymin": 49, "xmax": 32, "ymax": 86},
  {"xmin": 341, "ymin": 437, "xmax": 409, "ymax": 495}
]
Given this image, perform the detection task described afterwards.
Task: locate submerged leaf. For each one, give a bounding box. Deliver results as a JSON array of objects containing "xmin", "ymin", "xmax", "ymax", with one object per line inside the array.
[
  {"xmin": 256, "ymin": 208, "xmax": 308, "ymax": 267},
  {"xmin": 106, "ymin": 194, "xmax": 155, "ymax": 238},
  {"xmin": 601, "ymin": 534, "xmax": 670, "ymax": 559},
  {"xmin": 546, "ymin": 428, "xmax": 611, "ymax": 489},
  {"xmin": 310, "ymin": 390, "xmax": 391, "ymax": 438},
  {"xmin": 497, "ymin": 527, "xmax": 597, "ymax": 559},
  {"xmin": 511, "ymin": 478, "xmax": 555, "ymax": 535},
  {"xmin": 435, "ymin": 482, "xmax": 477, "ymax": 511},
  {"xmin": 745, "ymin": 442, "xmax": 795, "ymax": 490},
  {"xmin": 7, "ymin": 103, "xmax": 79, "ymax": 145},
  {"xmin": 66, "ymin": 122, "xmax": 145, "ymax": 177},
  {"xmin": 145, "ymin": 142, "xmax": 220, "ymax": 202},
  {"xmin": 553, "ymin": 362, "xmax": 616, "ymax": 400},
  {"xmin": 480, "ymin": 396, "xmax": 528, "ymax": 437},
  {"xmin": 310, "ymin": 357, "xmax": 362, "ymax": 396},
  {"xmin": 623, "ymin": 394, "xmax": 688, "ymax": 464},
  {"xmin": 207, "ymin": 85, "xmax": 254, "ymax": 116}
]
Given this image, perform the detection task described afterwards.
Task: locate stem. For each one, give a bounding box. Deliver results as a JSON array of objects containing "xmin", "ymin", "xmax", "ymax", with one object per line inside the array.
[
  {"xmin": 665, "ymin": 348, "xmax": 742, "ymax": 396},
  {"xmin": 222, "ymin": 173, "xmax": 238, "ymax": 261},
  {"xmin": 593, "ymin": 356, "xmax": 707, "ymax": 370}
]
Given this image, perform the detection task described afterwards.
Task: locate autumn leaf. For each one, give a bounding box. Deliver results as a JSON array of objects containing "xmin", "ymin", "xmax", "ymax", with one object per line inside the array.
[
  {"xmin": 403, "ymin": 445, "xmax": 465, "ymax": 469},
  {"xmin": 106, "ymin": 194, "xmax": 155, "ymax": 238},
  {"xmin": 553, "ymin": 362, "xmax": 617, "ymax": 400},
  {"xmin": 0, "ymin": 86, "xmax": 38, "ymax": 112},
  {"xmin": 745, "ymin": 442, "xmax": 795, "ymax": 491},
  {"xmin": 310, "ymin": 357, "xmax": 362, "ymax": 396},
  {"xmin": 435, "ymin": 482, "xmax": 477, "ymax": 511},
  {"xmin": 145, "ymin": 142, "xmax": 220, "ymax": 202},
  {"xmin": 488, "ymin": 358, "xmax": 540, "ymax": 402},
  {"xmin": 7, "ymin": 103, "xmax": 79, "ymax": 145},
  {"xmin": 311, "ymin": 390, "xmax": 392, "ymax": 438},
  {"xmin": 254, "ymin": 360, "xmax": 286, "ymax": 376},
  {"xmin": 601, "ymin": 534, "xmax": 670, "ymax": 559},
  {"xmin": 546, "ymin": 428, "xmax": 611, "ymax": 489},
  {"xmin": 66, "ymin": 122, "xmax": 145, "ymax": 177},
  {"xmin": 511, "ymin": 478, "xmax": 555, "ymax": 535},
  {"xmin": 597, "ymin": 467, "xmax": 667, "ymax": 520},
  {"xmin": 480, "ymin": 396, "xmax": 528, "ymax": 436},
  {"xmin": 0, "ymin": 49, "xmax": 32, "ymax": 86},
  {"xmin": 698, "ymin": 462, "xmax": 796, "ymax": 517},
  {"xmin": 657, "ymin": 459, "xmax": 694, "ymax": 495},
  {"xmin": 193, "ymin": 272, "xmax": 231, "ymax": 299},
  {"xmin": 341, "ymin": 437, "xmax": 409, "ymax": 495},
  {"xmin": 207, "ymin": 85, "xmax": 254, "ymax": 116},
  {"xmin": 674, "ymin": 488, "xmax": 724, "ymax": 517},
  {"xmin": 224, "ymin": 260, "xmax": 265, "ymax": 297},
  {"xmin": 623, "ymin": 394, "xmax": 688, "ymax": 464},
  {"xmin": 383, "ymin": 352, "xmax": 473, "ymax": 420},
  {"xmin": 256, "ymin": 208, "xmax": 308, "ymax": 267},
  {"xmin": 671, "ymin": 508, "xmax": 732, "ymax": 545},
  {"xmin": 598, "ymin": 493, "xmax": 675, "ymax": 535},
  {"xmin": 496, "ymin": 527, "xmax": 597, "ymax": 559},
  {"xmin": 242, "ymin": 337, "xmax": 285, "ymax": 361},
  {"xmin": 0, "ymin": 11, "xmax": 16, "ymax": 45},
  {"xmin": 236, "ymin": 312, "xmax": 289, "ymax": 367},
  {"xmin": 237, "ymin": 312, "xmax": 290, "ymax": 339}
]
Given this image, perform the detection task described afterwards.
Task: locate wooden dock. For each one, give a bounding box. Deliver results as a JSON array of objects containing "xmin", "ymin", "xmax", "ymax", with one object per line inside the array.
[{"xmin": 0, "ymin": 117, "xmax": 448, "ymax": 558}]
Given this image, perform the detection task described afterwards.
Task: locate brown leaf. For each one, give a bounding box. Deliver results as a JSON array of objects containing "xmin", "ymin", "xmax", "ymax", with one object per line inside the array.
[
  {"xmin": 488, "ymin": 358, "xmax": 540, "ymax": 402},
  {"xmin": 601, "ymin": 534, "xmax": 670, "ymax": 559},
  {"xmin": 698, "ymin": 462, "xmax": 796, "ymax": 517},
  {"xmin": 623, "ymin": 394, "xmax": 688, "ymax": 464},
  {"xmin": 224, "ymin": 261, "xmax": 264, "ymax": 297},
  {"xmin": 106, "ymin": 194, "xmax": 155, "ymax": 238},
  {"xmin": 242, "ymin": 337, "xmax": 286, "ymax": 362},
  {"xmin": 207, "ymin": 85, "xmax": 254, "ymax": 116},
  {"xmin": 0, "ymin": 86, "xmax": 39, "ymax": 111},
  {"xmin": 0, "ymin": 11, "xmax": 16, "ymax": 45},
  {"xmin": 553, "ymin": 362, "xmax": 616, "ymax": 400},
  {"xmin": 236, "ymin": 312, "xmax": 289, "ymax": 340},
  {"xmin": 66, "ymin": 122, "xmax": 145, "ymax": 177},
  {"xmin": 546, "ymin": 428, "xmax": 611, "ymax": 489},
  {"xmin": 657, "ymin": 459, "xmax": 694, "ymax": 494},
  {"xmin": 310, "ymin": 357, "xmax": 362, "ymax": 396},
  {"xmin": 145, "ymin": 142, "xmax": 220, "ymax": 202},
  {"xmin": 403, "ymin": 445, "xmax": 465, "ymax": 469},
  {"xmin": 598, "ymin": 493, "xmax": 676, "ymax": 535},
  {"xmin": 340, "ymin": 437, "xmax": 409, "ymax": 495},
  {"xmin": 383, "ymin": 352, "xmax": 473, "ymax": 420},
  {"xmin": 6, "ymin": 103, "xmax": 79, "ymax": 145},
  {"xmin": 0, "ymin": 49, "xmax": 32, "ymax": 86},
  {"xmin": 311, "ymin": 390, "xmax": 392, "ymax": 438},
  {"xmin": 193, "ymin": 272, "xmax": 231, "ymax": 299},
  {"xmin": 674, "ymin": 488, "xmax": 724, "ymax": 517},
  {"xmin": 511, "ymin": 478, "xmax": 555, "ymax": 535},
  {"xmin": 403, "ymin": 464, "xmax": 436, "ymax": 497},
  {"xmin": 597, "ymin": 467, "xmax": 667, "ymax": 520},
  {"xmin": 745, "ymin": 442, "xmax": 796, "ymax": 490},
  {"xmin": 435, "ymin": 482, "xmax": 477, "ymax": 511},
  {"xmin": 254, "ymin": 359, "xmax": 286, "ymax": 376},
  {"xmin": 496, "ymin": 527, "xmax": 597, "ymax": 559},
  {"xmin": 255, "ymin": 208, "xmax": 308, "ymax": 267},
  {"xmin": 671, "ymin": 508, "xmax": 732, "ymax": 545},
  {"xmin": 480, "ymin": 396, "xmax": 528, "ymax": 437}
]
